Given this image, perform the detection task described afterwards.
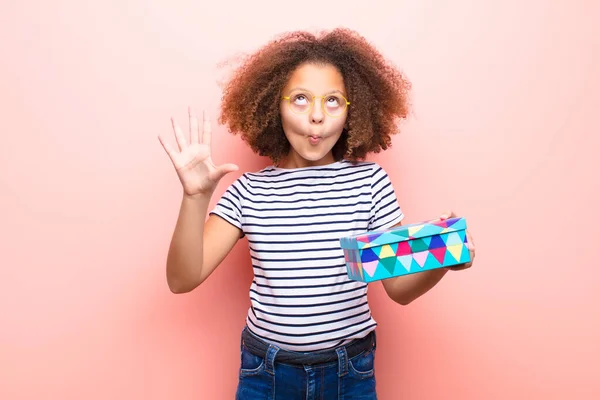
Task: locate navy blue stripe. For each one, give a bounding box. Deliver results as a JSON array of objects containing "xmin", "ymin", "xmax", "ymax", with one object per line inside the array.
[
  {"xmin": 249, "ymin": 246, "xmax": 341, "ymax": 253},
  {"xmin": 251, "ymin": 264, "xmax": 344, "ymax": 272},
  {"xmin": 246, "ymin": 228, "xmax": 361, "ymax": 236},
  {"xmin": 372, "ymin": 181, "xmax": 393, "ymax": 201},
  {"xmin": 242, "ymin": 201, "xmax": 371, "ymax": 213},
  {"xmin": 244, "ymin": 217, "xmax": 370, "ymax": 229},
  {"xmin": 244, "ymin": 209, "xmax": 369, "ymax": 220},
  {"xmin": 249, "ymin": 293, "xmax": 365, "ymax": 308},
  {"xmin": 238, "ymin": 183, "xmax": 371, "ymax": 201},
  {"xmin": 252, "ymin": 301, "xmax": 368, "ymax": 319},
  {"xmin": 254, "ymin": 272, "xmax": 347, "ymax": 280},
  {"xmin": 232, "ymin": 184, "xmax": 370, "ymax": 204},
  {"xmin": 252, "ymin": 309, "xmax": 371, "ymax": 328},
  {"xmin": 248, "ymin": 238, "xmax": 340, "ymax": 245},
  {"xmin": 216, "ymin": 202, "xmax": 236, "ymax": 215},
  {"xmin": 252, "ymin": 280, "xmax": 363, "ymax": 290},
  {"xmin": 246, "ymin": 172, "xmax": 371, "ymax": 191},
  {"xmin": 371, "ymin": 208, "xmax": 402, "ymax": 229},
  {"xmin": 249, "ymin": 286, "xmax": 364, "ymax": 299},
  {"xmin": 371, "ymin": 170, "xmax": 387, "ymax": 188},
  {"xmin": 251, "ymin": 254, "xmax": 342, "ymax": 262}
]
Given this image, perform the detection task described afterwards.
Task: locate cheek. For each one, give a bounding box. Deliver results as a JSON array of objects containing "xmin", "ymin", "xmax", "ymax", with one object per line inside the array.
[
  {"xmin": 326, "ymin": 116, "xmax": 347, "ymax": 137},
  {"xmin": 329, "ymin": 117, "xmax": 346, "ymax": 131},
  {"xmin": 281, "ymin": 111, "xmax": 306, "ymax": 134}
]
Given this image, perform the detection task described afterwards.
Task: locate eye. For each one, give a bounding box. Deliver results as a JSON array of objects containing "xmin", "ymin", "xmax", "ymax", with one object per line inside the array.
[
  {"xmin": 325, "ymin": 95, "xmax": 341, "ymax": 107},
  {"xmin": 292, "ymin": 94, "xmax": 309, "ymax": 105}
]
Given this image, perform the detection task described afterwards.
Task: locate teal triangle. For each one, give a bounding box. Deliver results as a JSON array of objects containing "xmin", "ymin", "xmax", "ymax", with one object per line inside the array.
[
  {"xmin": 380, "ymin": 257, "xmax": 396, "ymax": 274},
  {"xmin": 390, "ymin": 229, "xmax": 409, "ymax": 239},
  {"xmin": 410, "ymin": 238, "xmax": 429, "ymax": 252}
]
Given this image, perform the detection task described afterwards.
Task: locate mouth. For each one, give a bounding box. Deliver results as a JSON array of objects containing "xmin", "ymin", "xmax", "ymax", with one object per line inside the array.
[{"xmin": 308, "ymin": 135, "xmax": 322, "ymax": 145}]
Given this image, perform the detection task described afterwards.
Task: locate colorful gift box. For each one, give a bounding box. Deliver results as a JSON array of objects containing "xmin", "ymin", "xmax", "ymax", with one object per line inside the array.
[{"xmin": 339, "ymin": 217, "xmax": 471, "ymax": 283}]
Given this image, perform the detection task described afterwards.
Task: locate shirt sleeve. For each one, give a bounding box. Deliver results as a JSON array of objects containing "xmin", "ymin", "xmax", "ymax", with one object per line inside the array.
[
  {"xmin": 369, "ymin": 163, "xmax": 404, "ymax": 231},
  {"xmin": 209, "ymin": 175, "xmax": 246, "ymax": 234}
]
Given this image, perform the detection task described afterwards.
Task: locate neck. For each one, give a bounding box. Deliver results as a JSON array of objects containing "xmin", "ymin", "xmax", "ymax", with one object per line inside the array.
[{"xmin": 278, "ymin": 151, "xmax": 336, "ymax": 169}]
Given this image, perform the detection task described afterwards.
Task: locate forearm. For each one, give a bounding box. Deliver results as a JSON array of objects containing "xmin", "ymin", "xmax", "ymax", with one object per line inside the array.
[
  {"xmin": 383, "ymin": 268, "xmax": 449, "ymax": 305},
  {"xmin": 166, "ymin": 192, "xmax": 212, "ymax": 293}
]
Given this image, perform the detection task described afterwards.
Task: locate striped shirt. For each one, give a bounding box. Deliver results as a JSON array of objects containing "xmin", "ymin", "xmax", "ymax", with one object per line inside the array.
[{"xmin": 209, "ymin": 160, "xmax": 404, "ymax": 351}]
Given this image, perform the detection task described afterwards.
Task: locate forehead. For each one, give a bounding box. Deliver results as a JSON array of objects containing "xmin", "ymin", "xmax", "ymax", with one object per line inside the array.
[{"xmin": 284, "ymin": 63, "xmax": 346, "ymax": 93}]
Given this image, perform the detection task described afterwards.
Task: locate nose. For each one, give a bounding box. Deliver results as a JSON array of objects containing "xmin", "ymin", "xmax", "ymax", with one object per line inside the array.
[{"xmin": 310, "ymin": 97, "xmax": 324, "ymax": 124}]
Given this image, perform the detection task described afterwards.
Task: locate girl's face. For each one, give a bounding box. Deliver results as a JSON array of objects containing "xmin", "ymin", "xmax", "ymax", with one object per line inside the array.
[{"xmin": 279, "ymin": 63, "xmax": 348, "ymax": 168}]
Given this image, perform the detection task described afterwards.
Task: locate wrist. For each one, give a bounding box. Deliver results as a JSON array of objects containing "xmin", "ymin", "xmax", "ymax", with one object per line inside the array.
[{"xmin": 182, "ymin": 191, "xmax": 213, "ymax": 206}]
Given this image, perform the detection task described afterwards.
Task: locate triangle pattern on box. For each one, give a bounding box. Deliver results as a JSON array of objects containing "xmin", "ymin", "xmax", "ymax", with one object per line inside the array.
[{"xmin": 340, "ymin": 217, "xmax": 470, "ymax": 282}]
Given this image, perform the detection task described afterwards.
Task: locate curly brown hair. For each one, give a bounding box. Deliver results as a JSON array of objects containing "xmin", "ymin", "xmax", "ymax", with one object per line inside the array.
[{"xmin": 218, "ymin": 28, "xmax": 411, "ymax": 164}]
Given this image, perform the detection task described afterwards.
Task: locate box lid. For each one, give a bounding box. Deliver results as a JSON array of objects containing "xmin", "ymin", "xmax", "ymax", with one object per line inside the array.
[{"xmin": 339, "ymin": 217, "xmax": 467, "ymax": 250}]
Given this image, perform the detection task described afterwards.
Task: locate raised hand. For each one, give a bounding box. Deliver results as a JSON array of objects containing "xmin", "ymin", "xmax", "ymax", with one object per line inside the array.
[{"xmin": 158, "ymin": 108, "xmax": 239, "ymax": 197}]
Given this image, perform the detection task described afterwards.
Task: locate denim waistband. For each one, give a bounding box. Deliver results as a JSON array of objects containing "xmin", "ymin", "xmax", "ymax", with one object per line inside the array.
[{"xmin": 241, "ymin": 327, "xmax": 376, "ymax": 366}]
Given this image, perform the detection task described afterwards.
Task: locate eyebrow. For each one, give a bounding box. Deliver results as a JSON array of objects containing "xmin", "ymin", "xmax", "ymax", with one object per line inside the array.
[{"xmin": 288, "ymin": 87, "xmax": 346, "ymax": 96}]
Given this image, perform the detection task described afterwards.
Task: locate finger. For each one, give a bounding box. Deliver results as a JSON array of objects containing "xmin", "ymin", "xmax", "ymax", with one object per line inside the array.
[
  {"xmin": 465, "ymin": 231, "xmax": 475, "ymax": 250},
  {"xmin": 213, "ymin": 163, "xmax": 239, "ymax": 180},
  {"xmin": 467, "ymin": 230, "xmax": 475, "ymax": 247},
  {"xmin": 171, "ymin": 117, "xmax": 187, "ymax": 151},
  {"xmin": 158, "ymin": 135, "xmax": 177, "ymax": 161},
  {"xmin": 440, "ymin": 210, "xmax": 456, "ymax": 220},
  {"xmin": 202, "ymin": 110, "xmax": 211, "ymax": 148},
  {"xmin": 189, "ymin": 107, "xmax": 199, "ymax": 145}
]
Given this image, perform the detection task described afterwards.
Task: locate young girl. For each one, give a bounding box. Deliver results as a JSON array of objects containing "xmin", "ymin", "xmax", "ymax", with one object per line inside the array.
[{"xmin": 158, "ymin": 28, "xmax": 475, "ymax": 400}]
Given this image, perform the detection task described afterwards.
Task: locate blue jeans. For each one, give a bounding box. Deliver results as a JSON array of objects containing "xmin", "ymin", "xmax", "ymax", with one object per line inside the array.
[{"xmin": 235, "ymin": 328, "xmax": 377, "ymax": 399}]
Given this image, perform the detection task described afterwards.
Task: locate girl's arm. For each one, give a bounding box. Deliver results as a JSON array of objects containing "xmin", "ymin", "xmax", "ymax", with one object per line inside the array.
[
  {"xmin": 381, "ymin": 267, "xmax": 448, "ymax": 305},
  {"xmin": 158, "ymin": 108, "xmax": 241, "ymax": 294},
  {"xmin": 165, "ymin": 193, "xmax": 242, "ymax": 293}
]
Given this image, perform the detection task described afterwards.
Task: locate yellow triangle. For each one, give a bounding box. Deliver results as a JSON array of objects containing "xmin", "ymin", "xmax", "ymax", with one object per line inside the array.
[
  {"xmin": 379, "ymin": 244, "xmax": 395, "ymax": 259},
  {"xmin": 408, "ymin": 225, "xmax": 424, "ymax": 237},
  {"xmin": 447, "ymin": 244, "xmax": 463, "ymax": 262},
  {"xmin": 441, "ymin": 228, "xmax": 450, "ymax": 234}
]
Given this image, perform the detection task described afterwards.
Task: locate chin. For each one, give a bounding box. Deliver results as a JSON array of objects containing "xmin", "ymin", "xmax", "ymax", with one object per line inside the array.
[{"xmin": 294, "ymin": 152, "xmax": 336, "ymax": 167}]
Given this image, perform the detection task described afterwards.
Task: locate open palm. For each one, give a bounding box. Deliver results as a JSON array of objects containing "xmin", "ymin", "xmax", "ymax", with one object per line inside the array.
[{"xmin": 158, "ymin": 108, "xmax": 238, "ymax": 196}]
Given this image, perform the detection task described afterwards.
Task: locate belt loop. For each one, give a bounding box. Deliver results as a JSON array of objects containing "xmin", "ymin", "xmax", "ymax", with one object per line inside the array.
[
  {"xmin": 335, "ymin": 347, "xmax": 348, "ymax": 377},
  {"xmin": 264, "ymin": 343, "xmax": 280, "ymax": 376}
]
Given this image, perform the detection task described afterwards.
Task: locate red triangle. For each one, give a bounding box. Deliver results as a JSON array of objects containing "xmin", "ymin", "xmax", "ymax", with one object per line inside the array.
[
  {"xmin": 396, "ymin": 241, "xmax": 412, "ymax": 256},
  {"xmin": 357, "ymin": 235, "xmax": 370, "ymax": 243},
  {"xmin": 430, "ymin": 247, "xmax": 446, "ymax": 264}
]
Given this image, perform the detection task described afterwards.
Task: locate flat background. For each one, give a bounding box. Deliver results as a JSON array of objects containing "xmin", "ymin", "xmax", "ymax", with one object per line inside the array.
[{"xmin": 1, "ymin": 0, "xmax": 598, "ymax": 398}]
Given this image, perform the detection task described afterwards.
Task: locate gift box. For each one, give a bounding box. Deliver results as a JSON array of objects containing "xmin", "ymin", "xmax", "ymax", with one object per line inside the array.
[{"xmin": 339, "ymin": 217, "xmax": 471, "ymax": 283}]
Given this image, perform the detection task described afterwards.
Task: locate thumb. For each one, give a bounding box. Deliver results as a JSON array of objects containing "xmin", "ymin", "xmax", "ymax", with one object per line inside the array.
[{"xmin": 213, "ymin": 163, "xmax": 239, "ymax": 180}]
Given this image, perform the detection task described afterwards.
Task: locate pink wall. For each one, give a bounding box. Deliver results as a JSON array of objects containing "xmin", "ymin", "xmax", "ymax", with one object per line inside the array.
[{"xmin": 2, "ymin": 1, "xmax": 598, "ymax": 399}]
